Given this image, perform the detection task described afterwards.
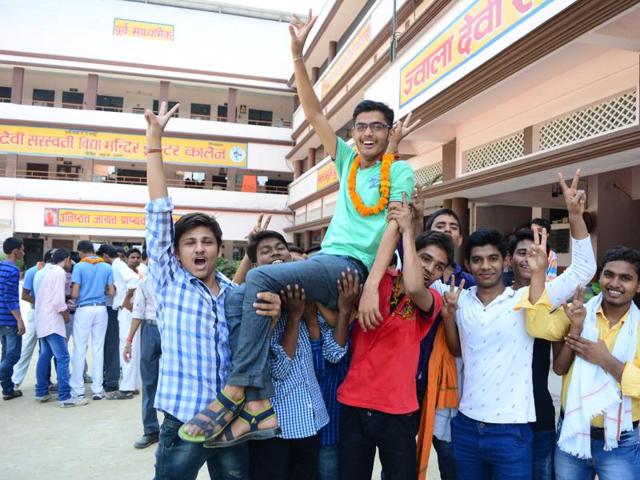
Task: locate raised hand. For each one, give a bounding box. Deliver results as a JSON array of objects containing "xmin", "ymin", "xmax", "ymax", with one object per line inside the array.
[
  {"xmin": 280, "ymin": 284, "xmax": 306, "ymax": 321},
  {"xmin": 289, "ymin": 9, "xmax": 316, "ymax": 57},
  {"xmin": 411, "ymin": 185, "xmax": 428, "ymax": 220},
  {"xmin": 388, "ymin": 111, "xmax": 421, "ymax": 153},
  {"xmin": 561, "ymin": 285, "xmax": 587, "ymax": 333},
  {"xmin": 144, "ymin": 101, "xmax": 180, "ymax": 140},
  {"xmin": 526, "ymin": 226, "xmax": 548, "ymax": 274},
  {"xmin": 337, "ymin": 268, "xmax": 362, "ymax": 314},
  {"xmin": 558, "ymin": 169, "xmax": 586, "ymax": 217},
  {"xmin": 442, "ymin": 275, "xmax": 465, "ymax": 319},
  {"xmin": 247, "ymin": 213, "xmax": 272, "ymax": 242},
  {"xmin": 254, "ymin": 291, "xmax": 283, "ymax": 330},
  {"xmin": 387, "ymin": 192, "xmax": 414, "ymax": 234}
]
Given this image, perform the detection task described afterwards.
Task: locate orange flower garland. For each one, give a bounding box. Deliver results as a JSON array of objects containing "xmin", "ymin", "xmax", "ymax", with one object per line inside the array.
[{"xmin": 348, "ymin": 153, "xmax": 394, "ymax": 216}]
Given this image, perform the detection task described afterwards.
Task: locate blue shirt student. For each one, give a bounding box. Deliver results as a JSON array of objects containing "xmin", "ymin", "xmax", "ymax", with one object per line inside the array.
[
  {"xmin": 23, "ymin": 264, "xmax": 39, "ymax": 297},
  {"xmin": 71, "ymin": 259, "xmax": 113, "ymax": 306},
  {"xmin": 0, "ymin": 260, "xmax": 20, "ymax": 327}
]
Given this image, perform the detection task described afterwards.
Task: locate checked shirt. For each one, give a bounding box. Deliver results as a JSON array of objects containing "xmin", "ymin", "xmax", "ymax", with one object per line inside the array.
[{"xmin": 146, "ymin": 197, "xmax": 234, "ymax": 423}]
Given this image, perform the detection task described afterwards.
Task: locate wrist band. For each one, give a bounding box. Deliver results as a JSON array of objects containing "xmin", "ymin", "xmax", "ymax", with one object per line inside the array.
[
  {"xmin": 293, "ymin": 57, "xmax": 303, "ymax": 62},
  {"xmin": 145, "ymin": 148, "xmax": 162, "ymax": 155}
]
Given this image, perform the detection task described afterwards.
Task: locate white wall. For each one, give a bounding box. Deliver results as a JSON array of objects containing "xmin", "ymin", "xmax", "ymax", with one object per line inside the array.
[{"xmin": 0, "ymin": 0, "xmax": 294, "ymax": 80}]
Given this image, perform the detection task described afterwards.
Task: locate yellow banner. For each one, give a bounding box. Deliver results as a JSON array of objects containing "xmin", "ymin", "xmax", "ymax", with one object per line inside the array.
[
  {"xmin": 0, "ymin": 124, "xmax": 248, "ymax": 168},
  {"xmin": 44, "ymin": 208, "xmax": 180, "ymax": 230},
  {"xmin": 316, "ymin": 162, "xmax": 339, "ymax": 191},
  {"xmin": 321, "ymin": 23, "xmax": 371, "ymax": 98},
  {"xmin": 113, "ymin": 18, "xmax": 174, "ymax": 41},
  {"xmin": 400, "ymin": 0, "xmax": 549, "ymax": 107}
]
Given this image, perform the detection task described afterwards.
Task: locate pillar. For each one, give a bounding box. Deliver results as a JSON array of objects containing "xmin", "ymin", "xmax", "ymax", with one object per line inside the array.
[
  {"xmin": 81, "ymin": 159, "xmax": 93, "ymax": 182},
  {"xmin": 85, "ymin": 74, "xmax": 98, "ymax": 110},
  {"xmin": 294, "ymin": 159, "xmax": 303, "ymax": 179},
  {"xmin": 307, "ymin": 147, "xmax": 316, "ymax": 169},
  {"xmin": 303, "ymin": 231, "xmax": 312, "ymax": 250},
  {"xmin": 311, "ymin": 67, "xmax": 320, "ymax": 83},
  {"xmin": 328, "ymin": 41, "xmax": 337, "ymax": 62},
  {"xmin": 222, "ymin": 240, "xmax": 234, "ymax": 259},
  {"xmin": 5, "ymin": 155, "xmax": 17, "ymax": 177},
  {"xmin": 159, "ymin": 80, "xmax": 170, "ymax": 106},
  {"xmin": 442, "ymin": 138, "xmax": 457, "ymax": 181},
  {"xmin": 11, "ymin": 67, "xmax": 24, "ymax": 104},
  {"xmin": 227, "ymin": 88, "xmax": 238, "ymax": 123}
]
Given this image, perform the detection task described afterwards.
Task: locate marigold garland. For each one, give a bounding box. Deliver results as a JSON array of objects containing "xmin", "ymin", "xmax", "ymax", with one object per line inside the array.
[{"xmin": 348, "ymin": 153, "xmax": 394, "ymax": 216}]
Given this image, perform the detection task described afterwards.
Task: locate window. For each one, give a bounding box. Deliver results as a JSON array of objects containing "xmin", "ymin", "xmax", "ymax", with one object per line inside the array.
[
  {"xmin": 62, "ymin": 91, "xmax": 84, "ymax": 109},
  {"xmin": 190, "ymin": 103, "xmax": 211, "ymax": 120},
  {"xmin": 183, "ymin": 171, "xmax": 205, "ymax": 189},
  {"xmin": 0, "ymin": 86, "xmax": 11, "ymax": 102},
  {"xmin": 26, "ymin": 162, "xmax": 49, "ymax": 179},
  {"xmin": 153, "ymin": 100, "xmax": 179, "ymax": 117},
  {"xmin": 96, "ymin": 95, "xmax": 124, "ymax": 112},
  {"xmin": 32, "ymin": 89, "xmax": 55, "ymax": 107},
  {"xmin": 248, "ymin": 108, "xmax": 273, "ymax": 126},
  {"xmin": 217, "ymin": 105, "xmax": 228, "ymax": 122}
]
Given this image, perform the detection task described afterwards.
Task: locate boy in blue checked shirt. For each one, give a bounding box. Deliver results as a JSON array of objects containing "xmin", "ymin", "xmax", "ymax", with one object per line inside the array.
[{"xmin": 143, "ymin": 102, "xmax": 282, "ymax": 480}]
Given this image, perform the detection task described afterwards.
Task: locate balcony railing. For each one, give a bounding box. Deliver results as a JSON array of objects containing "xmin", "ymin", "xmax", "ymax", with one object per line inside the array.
[
  {"xmin": 32, "ymin": 100, "xmax": 55, "ymax": 107},
  {"xmin": 96, "ymin": 105, "xmax": 124, "ymax": 112},
  {"xmin": 190, "ymin": 113, "xmax": 211, "ymax": 120},
  {"xmin": 61, "ymin": 102, "xmax": 83, "ymax": 109},
  {"xmin": 0, "ymin": 97, "xmax": 10, "ymax": 103},
  {"xmin": 11, "ymin": 169, "xmax": 289, "ymax": 194}
]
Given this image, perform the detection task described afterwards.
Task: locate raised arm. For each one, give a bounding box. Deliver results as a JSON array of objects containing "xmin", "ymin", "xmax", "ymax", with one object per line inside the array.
[
  {"xmin": 144, "ymin": 101, "xmax": 180, "ymax": 200},
  {"xmin": 233, "ymin": 214, "xmax": 272, "ymax": 284},
  {"xmin": 289, "ymin": 10, "xmax": 337, "ymax": 158},
  {"xmin": 442, "ymin": 276, "xmax": 464, "ymax": 357}
]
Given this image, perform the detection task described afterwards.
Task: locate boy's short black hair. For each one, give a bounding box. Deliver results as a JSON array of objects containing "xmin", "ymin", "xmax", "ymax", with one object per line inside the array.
[
  {"xmin": 425, "ymin": 208, "xmax": 461, "ymax": 231},
  {"xmin": 247, "ymin": 230, "xmax": 288, "ymax": 263},
  {"xmin": 288, "ymin": 245, "xmax": 305, "ymax": 255},
  {"xmin": 174, "ymin": 212, "xmax": 223, "ymax": 250},
  {"xmin": 508, "ymin": 229, "xmax": 534, "ymax": 256},
  {"xmin": 43, "ymin": 248, "xmax": 56, "ymax": 263},
  {"xmin": 126, "ymin": 248, "xmax": 142, "ymax": 258},
  {"xmin": 531, "ymin": 218, "xmax": 551, "ymax": 232},
  {"xmin": 415, "ymin": 231, "xmax": 455, "ymax": 266},
  {"xmin": 352, "ymin": 100, "xmax": 394, "ymax": 127},
  {"xmin": 115, "ymin": 246, "xmax": 126, "ymax": 256},
  {"xmin": 2, "ymin": 237, "xmax": 22, "ymax": 255},
  {"xmin": 602, "ymin": 245, "xmax": 640, "ymax": 278},
  {"xmin": 77, "ymin": 240, "xmax": 95, "ymax": 253},
  {"xmin": 97, "ymin": 244, "xmax": 117, "ymax": 258},
  {"xmin": 70, "ymin": 251, "xmax": 81, "ymax": 264},
  {"xmin": 52, "ymin": 248, "xmax": 70, "ymax": 264},
  {"xmin": 465, "ymin": 229, "xmax": 507, "ymax": 261}
]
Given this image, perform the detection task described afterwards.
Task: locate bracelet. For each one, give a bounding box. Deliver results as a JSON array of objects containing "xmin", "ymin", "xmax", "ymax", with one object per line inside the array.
[
  {"xmin": 292, "ymin": 56, "xmax": 303, "ymax": 62},
  {"xmin": 145, "ymin": 147, "xmax": 162, "ymax": 155}
]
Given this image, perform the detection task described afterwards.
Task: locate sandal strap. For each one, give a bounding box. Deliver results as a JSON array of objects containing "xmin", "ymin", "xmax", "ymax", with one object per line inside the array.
[
  {"xmin": 189, "ymin": 417, "xmax": 216, "ymax": 436},
  {"xmin": 238, "ymin": 407, "xmax": 277, "ymax": 432},
  {"xmin": 215, "ymin": 391, "xmax": 244, "ymax": 414}
]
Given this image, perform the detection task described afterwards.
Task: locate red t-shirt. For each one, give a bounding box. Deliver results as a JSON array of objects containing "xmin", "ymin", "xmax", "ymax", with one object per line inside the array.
[{"xmin": 337, "ymin": 272, "xmax": 442, "ymax": 414}]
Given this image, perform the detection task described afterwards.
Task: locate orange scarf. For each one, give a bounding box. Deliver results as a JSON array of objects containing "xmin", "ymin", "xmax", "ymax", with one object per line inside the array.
[
  {"xmin": 416, "ymin": 323, "xmax": 459, "ymax": 479},
  {"xmin": 81, "ymin": 256, "xmax": 104, "ymax": 264}
]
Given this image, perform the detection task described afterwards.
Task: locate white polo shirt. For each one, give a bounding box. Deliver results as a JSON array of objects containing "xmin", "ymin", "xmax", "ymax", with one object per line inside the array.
[{"xmin": 454, "ymin": 236, "xmax": 596, "ymax": 424}]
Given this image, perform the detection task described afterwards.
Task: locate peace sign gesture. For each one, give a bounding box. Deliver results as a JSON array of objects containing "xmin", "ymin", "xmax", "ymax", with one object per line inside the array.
[
  {"xmin": 562, "ymin": 285, "xmax": 587, "ymax": 332},
  {"xmin": 388, "ymin": 111, "xmax": 421, "ymax": 153},
  {"xmin": 247, "ymin": 213, "xmax": 272, "ymax": 241},
  {"xmin": 558, "ymin": 169, "xmax": 586, "ymax": 217},
  {"xmin": 526, "ymin": 225, "xmax": 548, "ymax": 274},
  {"xmin": 289, "ymin": 9, "xmax": 316, "ymax": 57},
  {"xmin": 144, "ymin": 101, "xmax": 180, "ymax": 140},
  {"xmin": 442, "ymin": 275, "xmax": 465, "ymax": 319}
]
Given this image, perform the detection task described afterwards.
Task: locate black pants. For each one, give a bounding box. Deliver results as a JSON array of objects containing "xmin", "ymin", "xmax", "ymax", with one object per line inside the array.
[
  {"xmin": 103, "ymin": 306, "xmax": 120, "ymax": 392},
  {"xmin": 252, "ymin": 435, "xmax": 320, "ymax": 480},
  {"xmin": 339, "ymin": 404, "xmax": 418, "ymax": 480}
]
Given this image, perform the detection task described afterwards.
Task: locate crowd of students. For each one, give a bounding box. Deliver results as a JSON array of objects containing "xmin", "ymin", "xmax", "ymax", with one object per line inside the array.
[{"xmin": 1, "ymin": 11, "xmax": 639, "ymax": 480}]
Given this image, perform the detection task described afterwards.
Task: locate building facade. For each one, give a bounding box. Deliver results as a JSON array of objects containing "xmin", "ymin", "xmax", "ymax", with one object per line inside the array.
[
  {"xmin": 288, "ymin": 0, "xmax": 640, "ymax": 265},
  {"xmin": 0, "ymin": 0, "xmax": 298, "ymax": 266}
]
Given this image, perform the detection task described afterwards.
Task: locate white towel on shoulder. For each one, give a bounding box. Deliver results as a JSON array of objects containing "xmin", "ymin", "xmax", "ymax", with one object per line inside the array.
[{"xmin": 558, "ymin": 293, "xmax": 639, "ymax": 459}]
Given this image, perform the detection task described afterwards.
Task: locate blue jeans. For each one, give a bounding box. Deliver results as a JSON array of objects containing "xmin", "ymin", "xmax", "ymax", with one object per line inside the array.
[
  {"xmin": 451, "ymin": 413, "xmax": 533, "ymax": 479},
  {"xmin": 555, "ymin": 423, "xmax": 640, "ymax": 480},
  {"xmin": 154, "ymin": 413, "xmax": 249, "ymax": 480},
  {"xmin": 318, "ymin": 444, "xmax": 339, "ymax": 480},
  {"xmin": 227, "ymin": 254, "xmax": 366, "ymax": 390},
  {"xmin": 433, "ymin": 436, "xmax": 457, "ymax": 480},
  {"xmin": 532, "ymin": 429, "xmax": 555, "ymax": 480},
  {"xmin": 103, "ymin": 306, "xmax": 120, "ymax": 392},
  {"xmin": 35, "ymin": 334, "xmax": 71, "ymax": 401},
  {"xmin": 140, "ymin": 322, "xmax": 161, "ymax": 435},
  {"xmin": 0, "ymin": 326, "xmax": 22, "ymax": 395}
]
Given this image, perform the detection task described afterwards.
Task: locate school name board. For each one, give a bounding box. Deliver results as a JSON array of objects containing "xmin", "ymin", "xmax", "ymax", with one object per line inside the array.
[{"xmin": 0, "ymin": 125, "xmax": 248, "ymax": 168}]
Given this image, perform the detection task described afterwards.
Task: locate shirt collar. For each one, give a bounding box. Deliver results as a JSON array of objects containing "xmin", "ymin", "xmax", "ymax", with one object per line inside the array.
[{"xmin": 186, "ymin": 270, "xmax": 235, "ymax": 300}]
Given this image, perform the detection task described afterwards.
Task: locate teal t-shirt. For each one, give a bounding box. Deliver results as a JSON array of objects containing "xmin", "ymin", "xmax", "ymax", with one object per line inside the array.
[{"xmin": 321, "ymin": 138, "xmax": 415, "ymax": 270}]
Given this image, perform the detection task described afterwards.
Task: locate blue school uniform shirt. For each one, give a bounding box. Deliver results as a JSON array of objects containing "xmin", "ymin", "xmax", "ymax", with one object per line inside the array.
[{"xmin": 71, "ymin": 259, "xmax": 113, "ymax": 306}]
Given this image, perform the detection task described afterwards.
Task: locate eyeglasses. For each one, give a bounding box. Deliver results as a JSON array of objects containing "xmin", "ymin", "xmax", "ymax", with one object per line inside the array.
[{"xmin": 353, "ymin": 122, "xmax": 391, "ymax": 133}]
